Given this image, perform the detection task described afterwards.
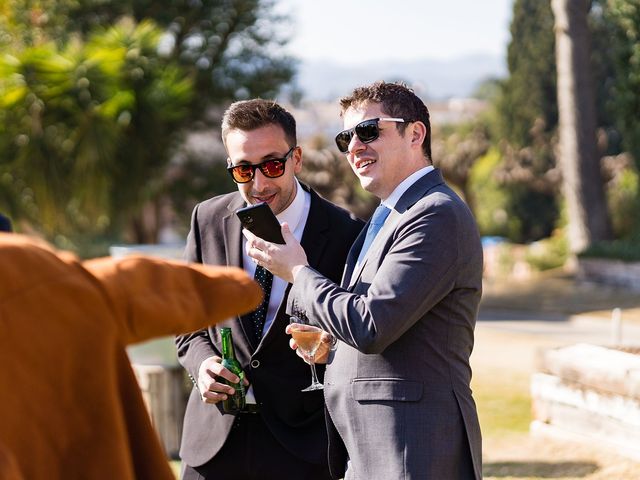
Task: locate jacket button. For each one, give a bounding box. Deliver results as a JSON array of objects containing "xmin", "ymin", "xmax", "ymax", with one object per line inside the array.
[{"xmin": 250, "ymin": 359, "xmax": 261, "ymax": 369}]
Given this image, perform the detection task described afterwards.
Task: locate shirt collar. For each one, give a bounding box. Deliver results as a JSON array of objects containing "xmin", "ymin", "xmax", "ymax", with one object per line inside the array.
[{"xmin": 382, "ymin": 165, "xmax": 435, "ymax": 209}]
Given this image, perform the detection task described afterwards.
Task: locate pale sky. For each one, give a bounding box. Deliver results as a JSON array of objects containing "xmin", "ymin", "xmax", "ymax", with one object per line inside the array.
[{"xmin": 275, "ymin": 0, "xmax": 515, "ymax": 65}]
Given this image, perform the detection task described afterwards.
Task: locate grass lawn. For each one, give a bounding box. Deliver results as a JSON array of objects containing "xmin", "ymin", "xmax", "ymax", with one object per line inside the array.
[
  {"xmin": 169, "ymin": 460, "xmax": 180, "ymax": 478},
  {"xmin": 473, "ymin": 371, "xmax": 531, "ymax": 438}
]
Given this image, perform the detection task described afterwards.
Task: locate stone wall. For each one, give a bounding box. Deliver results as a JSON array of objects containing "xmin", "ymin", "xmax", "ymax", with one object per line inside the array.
[
  {"xmin": 132, "ymin": 365, "xmax": 189, "ymax": 459},
  {"xmin": 531, "ymin": 343, "xmax": 640, "ymax": 460},
  {"xmin": 577, "ymin": 258, "xmax": 640, "ymax": 290}
]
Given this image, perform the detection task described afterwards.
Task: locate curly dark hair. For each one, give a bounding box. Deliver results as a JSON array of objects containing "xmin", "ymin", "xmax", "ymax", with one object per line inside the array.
[
  {"xmin": 339, "ymin": 81, "xmax": 431, "ymax": 160},
  {"xmin": 221, "ymin": 99, "xmax": 297, "ymax": 148}
]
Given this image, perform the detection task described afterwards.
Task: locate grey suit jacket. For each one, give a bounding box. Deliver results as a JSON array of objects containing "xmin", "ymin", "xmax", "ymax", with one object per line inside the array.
[
  {"xmin": 288, "ymin": 170, "xmax": 483, "ymax": 479},
  {"xmin": 176, "ymin": 185, "xmax": 363, "ymax": 469}
]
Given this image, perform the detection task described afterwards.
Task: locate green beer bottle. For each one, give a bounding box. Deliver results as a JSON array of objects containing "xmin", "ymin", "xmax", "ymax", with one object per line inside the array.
[{"xmin": 220, "ymin": 327, "xmax": 246, "ymax": 413}]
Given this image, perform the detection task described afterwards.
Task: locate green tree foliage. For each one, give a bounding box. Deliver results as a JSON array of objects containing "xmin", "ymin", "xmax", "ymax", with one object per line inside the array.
[
  {"xmin": 433, "ymin": 121, "xmax": 490, "ymax": 215},
  {"xmin": 604, "ymin": 154, "xmax": 639, "ymax": 237},
  {"xmin": 4, "ymin": 0, "xmax": 295, "ymax": 113},
  {"xmin": 489, "ymin": 0, "xmax": 560, "ymax": 243},
  {"xmin": 589, "ymin": 0, "xmax": 622, "ymax": 150},
  {"xmin": 588, "ymin": 0, "xmax": 640, "ymax": 242},
  {"xmin": 0, "ymin": 1, "xmax": 295, "ymax": 252},
  {"xmin": 470, "ymin": 147, "xmax": 559, "ymax": 242},
  {"xmin": 469, "ymin": 148, "xmax": 512, "ymax": 238},
  {"xmin": 498, "ymin": 0, "xmax": 557, "ymax": 148},
  {"xmin": 487, "ymin": 0, "xmax": 640, "ymax": 248},
  {"xmin": 604, "ymin": 0, "xmax": 640, "ymax": 170},
  {"xmin": 0, "ymin": 19, "xmax": 193, "ymax": 249}
]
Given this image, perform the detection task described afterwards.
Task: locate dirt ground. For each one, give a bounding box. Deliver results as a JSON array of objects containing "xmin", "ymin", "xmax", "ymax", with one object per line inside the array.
[
  {"xmin": 481, "ymin": 269, "xmax": 640, "ymax": 322},
  {"xmin": 484, "ymin": 434, "xmax": 640, "ymax": 479},
  {"xmin": 475, "ymin": 271, "xmax": 640, "ymax": 480}
]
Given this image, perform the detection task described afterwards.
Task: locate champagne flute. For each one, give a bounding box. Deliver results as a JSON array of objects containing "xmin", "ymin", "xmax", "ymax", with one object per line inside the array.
[{"xmin": 289, "ymin": 314, "xmax": 324, "ymax": 391}]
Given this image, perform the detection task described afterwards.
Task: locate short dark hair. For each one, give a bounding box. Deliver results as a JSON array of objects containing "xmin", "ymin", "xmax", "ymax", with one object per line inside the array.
[
  {"xmin": 0, "ymin": 213, "xmax": 12, "ymax": 233},
  {"xmin": 221, "ymin": 99, "xmax": 297, "ymax": 148},
  {"xmin": 339, "ymin": 81, "xmax": 431, "ymax": 161}
]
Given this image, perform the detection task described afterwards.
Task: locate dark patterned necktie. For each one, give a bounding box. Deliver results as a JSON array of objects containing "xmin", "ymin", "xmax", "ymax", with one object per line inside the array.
[{"xmin": 249, "ymin": 265, "xmax": 273, "ymax": 345}]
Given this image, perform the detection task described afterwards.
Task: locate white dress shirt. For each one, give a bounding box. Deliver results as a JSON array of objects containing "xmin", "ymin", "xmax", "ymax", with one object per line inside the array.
[{"xmin": 241, "ymin": 180, "xmax": 310, "ymax": 404}]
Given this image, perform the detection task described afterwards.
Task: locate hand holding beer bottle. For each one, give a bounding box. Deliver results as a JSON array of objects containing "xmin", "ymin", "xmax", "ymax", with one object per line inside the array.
[
  {"xmin": 196, "ymin": 328, "xmax": 247, "ymax": 411},
  {"xmin": 219, "ymin": 327, "xmax": 246, "ymax": 412}
]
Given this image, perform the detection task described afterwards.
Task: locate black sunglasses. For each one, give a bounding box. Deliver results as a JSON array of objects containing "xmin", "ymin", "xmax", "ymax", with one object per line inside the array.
[
  {"xmin": 334, "ymin": 117, "xmax": 406, "ymax": 153},
  {"xmin": 227, "ymin": 147, "xmax": 296, "ymax": 184}
]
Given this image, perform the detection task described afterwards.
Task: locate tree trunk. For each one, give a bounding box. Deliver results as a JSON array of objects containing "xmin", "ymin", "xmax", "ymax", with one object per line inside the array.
[
  {"xmin": 129, "ymin": 201, "xmax": 160, "ymax": 244},
  {"xmin": 551, "ymin": 0, "xmax": 611, "ymax": 253}
]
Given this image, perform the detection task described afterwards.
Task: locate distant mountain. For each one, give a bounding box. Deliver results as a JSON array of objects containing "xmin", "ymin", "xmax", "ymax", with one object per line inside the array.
[{"xmin": 294, "ymin": 54, "xmax": 507, "ymax": 101}]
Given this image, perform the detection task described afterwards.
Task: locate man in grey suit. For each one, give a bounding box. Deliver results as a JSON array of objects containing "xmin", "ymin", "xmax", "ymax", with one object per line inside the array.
[
  {"xmin": 176, "ymin": 99, "xmax": 363, "ymax": 479},
  {"xmin": 245, "ymin": 82, "xmax": 483, "ymax": 479}
]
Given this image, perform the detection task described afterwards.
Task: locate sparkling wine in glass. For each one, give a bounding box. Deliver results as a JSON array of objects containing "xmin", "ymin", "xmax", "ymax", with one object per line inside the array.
[{"xmin": 289, "ymin": 316, "xmax": 324, "ymax": 391}]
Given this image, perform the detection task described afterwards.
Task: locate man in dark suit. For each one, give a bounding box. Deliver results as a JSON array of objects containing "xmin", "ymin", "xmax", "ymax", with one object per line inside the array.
[
  {"xmin": 0, "ymin": 214, "xmax": 12, "ymax": 233},
  {"xmin": 246, "ymin": 82, "xmax": 484, "ymax": 479},
  {"xmin": 176, "ymin": 99, "xmax": 363, "ymax": 480}
]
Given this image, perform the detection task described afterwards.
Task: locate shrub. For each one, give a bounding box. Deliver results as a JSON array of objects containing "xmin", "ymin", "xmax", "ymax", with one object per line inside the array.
[{"xmin": 525, "ymin": 229, "xmax": 569, "ymax": 271}]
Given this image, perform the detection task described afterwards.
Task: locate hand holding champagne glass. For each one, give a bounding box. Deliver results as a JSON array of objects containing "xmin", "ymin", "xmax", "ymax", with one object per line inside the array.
[{"xmin": 289, "ymin": 314, "xmax": 325, "ymax": 391}]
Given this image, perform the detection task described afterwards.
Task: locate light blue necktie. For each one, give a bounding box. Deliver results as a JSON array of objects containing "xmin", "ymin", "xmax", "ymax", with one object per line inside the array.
[{"xmin": 355, "ymin": 204, "xmax": 391, "ymax": 268}]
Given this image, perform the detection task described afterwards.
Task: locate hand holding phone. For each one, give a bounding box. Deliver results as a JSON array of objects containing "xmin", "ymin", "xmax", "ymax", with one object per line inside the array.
[{"xmin": 236, "ymin": 203, "xmax": 285, "ymax": 244}]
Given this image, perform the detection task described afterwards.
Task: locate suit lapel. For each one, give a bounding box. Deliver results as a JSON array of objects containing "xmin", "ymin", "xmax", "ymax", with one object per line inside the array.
[
  {"xmin": 342, "ymin": 231, "xmax": 364, "ymax": 288},
  {"xmin": 346, "ymin": 210, "xmax": 400, "ymax": 290},
  {"xmin": 220, "ymin": 196, "xmax": 260, "ymax": 350},
  {"xmin": 394, "ymin": 168, "xmax": 445, "ymax": 213},
  {"xmin": 346, "ymin": 169, "xmax": 446, "ymax": 289},
  {"xmin": 299, "ymin": 188, "xmax": 330, "ymax": 268},
  {"xmin": 222, "ymin": 199, "xmax": 243, "ymax": 269}
]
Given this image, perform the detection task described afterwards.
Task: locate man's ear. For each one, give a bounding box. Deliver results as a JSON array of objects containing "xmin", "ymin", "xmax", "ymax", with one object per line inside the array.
[
  {"xmin": 410, "ymin": 121, "xmax": 428, "ymax": 148},
  {"xmin": 292, "ymin": 146, "xmax": 303, "ymax": 174}
]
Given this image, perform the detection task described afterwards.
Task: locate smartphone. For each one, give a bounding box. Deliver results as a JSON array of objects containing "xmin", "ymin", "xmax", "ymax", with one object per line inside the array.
[{"xmin": 236, "ymin": 202, "xmax": 285, "ymax": 244}]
